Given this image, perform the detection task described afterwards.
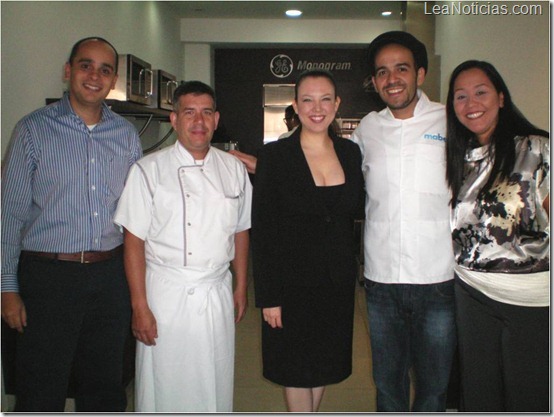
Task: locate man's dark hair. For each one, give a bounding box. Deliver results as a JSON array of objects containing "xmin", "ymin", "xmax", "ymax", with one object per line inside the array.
[
  {"xmin": 67, "ymin": 37, "xmax": 119, "ymax": 74},
  {"xmin": 173, "ymin": 81, "xmax": 217, "ymax": 111},
  {"xmin": 367, "ymin": 31, "xmax": 428, "ymax": 77},
  {"xmin": 284, "ymin": 105, "xmax": 298, "ymax": 122}
]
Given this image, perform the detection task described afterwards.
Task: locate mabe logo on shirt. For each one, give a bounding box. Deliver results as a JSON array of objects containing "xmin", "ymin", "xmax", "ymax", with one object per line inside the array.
[{"xmin": 423, "ymin": 133, "xmax": 447, "ymax": 142}]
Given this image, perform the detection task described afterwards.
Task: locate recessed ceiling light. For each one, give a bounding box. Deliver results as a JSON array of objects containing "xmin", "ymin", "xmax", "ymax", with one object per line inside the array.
[
  {"xmin": 286, "ymin": 9, "xmax": 302, "ymax": 17},
  {"xmin": 381, "ymin": 11, "xmax": 392, "ymax": 16}
]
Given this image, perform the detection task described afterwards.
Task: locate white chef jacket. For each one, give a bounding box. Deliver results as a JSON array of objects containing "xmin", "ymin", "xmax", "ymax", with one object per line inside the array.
[
  {"xmin": 351, "ymin": 90, "xmax": 454, "ymax": 284},
  {"xmin": 115, "ymin": 141, "xmax": 252, "ymax": 269},
  {"xmin": 114, "ymin": 142, "xmax": 252, "ymax": 412}
]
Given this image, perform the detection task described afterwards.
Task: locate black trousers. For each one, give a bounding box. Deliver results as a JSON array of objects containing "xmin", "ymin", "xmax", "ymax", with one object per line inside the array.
[
  {"xmin": 455, "ymin": 277, "xmax": 549, "ymax": 412},
  {"xmin": 14, "ymin": 253, "xmax": 131, "ymax": 412}
]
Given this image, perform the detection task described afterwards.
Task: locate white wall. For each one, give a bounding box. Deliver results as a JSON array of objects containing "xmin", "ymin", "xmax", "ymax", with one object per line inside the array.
[
  {"xmin": 434, "ymin": 1, "xmax": 549, "ymax": 130},
  {"xmin": 179, "ymin": 18, "xmax": 402, "ymax": 83},
  {"xmin": 1, "ymin": 1, "xmax": 183, "ymax": 158},
  {"xmin": 180, "ymin": 18, "xmax": 399, "ymax": 44}
]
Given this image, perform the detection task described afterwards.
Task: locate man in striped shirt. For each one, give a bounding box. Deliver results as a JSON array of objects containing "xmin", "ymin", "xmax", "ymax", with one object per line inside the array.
[{"xmin": 1, "ymin": 37, "xmax": 142, "ymax": 411}]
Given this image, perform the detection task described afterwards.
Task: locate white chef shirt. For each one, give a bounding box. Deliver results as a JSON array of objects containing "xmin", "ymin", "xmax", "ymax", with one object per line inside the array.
[
  {"xmin": 114, "ymin": 141, "xmax": 252, "ymax": 271},
  {"xmin": 351, "ymin": 90, "xmax": 454, "ymax": 284}
]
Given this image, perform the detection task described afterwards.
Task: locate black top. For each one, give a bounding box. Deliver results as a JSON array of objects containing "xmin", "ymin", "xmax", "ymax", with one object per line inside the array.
[{"xmin": 252, "ymin": 128, "xmax": 365, "ymax": 308}]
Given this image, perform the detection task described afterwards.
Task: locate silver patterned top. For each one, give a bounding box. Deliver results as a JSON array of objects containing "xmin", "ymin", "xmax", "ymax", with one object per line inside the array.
[{"xmin": 451, "ymin": 135, "xmax": 550, "ymax": 274}]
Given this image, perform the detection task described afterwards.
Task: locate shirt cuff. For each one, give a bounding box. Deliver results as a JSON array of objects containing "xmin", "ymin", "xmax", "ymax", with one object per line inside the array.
[{"xmin": 1, "ymin": 274, "xmax": 19, "ymax": 293}]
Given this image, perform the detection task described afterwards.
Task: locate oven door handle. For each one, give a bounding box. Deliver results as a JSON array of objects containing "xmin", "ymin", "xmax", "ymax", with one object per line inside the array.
[
  {"xmin": 139, "ymin": 68, "xmax": 154, "ymax": 98},
  {"xmin": 167, "ymin": 80, "xmax": 179, "ymax": 105}
]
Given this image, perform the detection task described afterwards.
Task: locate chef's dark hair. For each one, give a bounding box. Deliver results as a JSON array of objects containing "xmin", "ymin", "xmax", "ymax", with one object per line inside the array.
[
  {"xmin": 173, "ymin": 81, "xmax": 217, "ymax": 111},
  {"xmin": 367, "ymin": 31, "xmax": 428, "ymax": 77},
  {"xmin": 68, "ymin": 37, "xmax": 119, "ymax": 74}
]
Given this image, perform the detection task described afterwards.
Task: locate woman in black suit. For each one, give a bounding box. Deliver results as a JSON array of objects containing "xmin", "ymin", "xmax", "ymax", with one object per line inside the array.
[{"xmin": 252, "ymin": 70, "xmax": 365, "ymax": 412}]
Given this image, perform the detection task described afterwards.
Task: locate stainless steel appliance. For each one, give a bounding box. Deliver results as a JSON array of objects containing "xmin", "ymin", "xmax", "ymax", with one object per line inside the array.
[
  {"xmin": 211, "ymin": 141, "xmax": 239, "ymax": 151},
  {"xmin": 151, "ymin": 70, "xmax": 179, "ymax": 111},
  {"xmin": 107, "ymin": 54, "xmax": 154, "ymax": 106},
  {"xmin": 263, "ymin": 84, "xmax": 295, "ymax": 144}
]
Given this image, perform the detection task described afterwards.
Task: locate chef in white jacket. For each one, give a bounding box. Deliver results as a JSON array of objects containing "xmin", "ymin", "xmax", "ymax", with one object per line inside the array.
[{"xmin": 114, "ymin": 81, "xmax": 252, "ymax": 412}]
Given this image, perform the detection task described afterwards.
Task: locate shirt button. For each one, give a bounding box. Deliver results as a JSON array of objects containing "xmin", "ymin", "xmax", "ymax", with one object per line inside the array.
[
  {"xmin": 188, "ymin": 252, "xmax": 192, "ymax": 256},
  {"xmin": 91, "ymin": 185, "xmax": 96, "ymax": 191},
  {"xmin": 187, "ymin": 288, "xmax": 195, "ymax": 295},
  {"xmin": 93, "ymin": 212, "xmax": 98, "ymax": 217},
  {"xmin": 187, "ymin": 222, "xmax": 191, "ymax": 226},
  {"xmin": 91, "ymin": 158, "xmax": 95, "ymax": 163}
]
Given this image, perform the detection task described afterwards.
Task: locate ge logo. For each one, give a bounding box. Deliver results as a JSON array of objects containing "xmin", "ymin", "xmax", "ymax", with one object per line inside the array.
[{"xmin": 270, "ymin": 54, "xmax": 293, "ymax": 78}]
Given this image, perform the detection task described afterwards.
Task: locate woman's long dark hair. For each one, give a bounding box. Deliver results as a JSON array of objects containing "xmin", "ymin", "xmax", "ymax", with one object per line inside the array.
[{"xmin": 445, "ymin": 60, "xmax": 549, "ymax": 207}]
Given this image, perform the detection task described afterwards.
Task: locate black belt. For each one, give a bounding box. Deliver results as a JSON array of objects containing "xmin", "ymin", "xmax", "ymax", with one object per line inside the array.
[{"xmin": 22, "ymin": 245, "xmax": 123, "ymax": 264}]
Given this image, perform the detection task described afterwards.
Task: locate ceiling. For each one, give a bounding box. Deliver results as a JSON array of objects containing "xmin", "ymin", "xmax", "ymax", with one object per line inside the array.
[{"xmin": 166, "ymin": 1, "xmax": 406, "ymax": 20}]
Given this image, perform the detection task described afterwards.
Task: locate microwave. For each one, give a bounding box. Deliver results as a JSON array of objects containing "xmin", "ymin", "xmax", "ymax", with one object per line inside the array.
[
  {"xmin": 150, "ymin": 70, "xmax": 179, "ymax": 111},
  {"xmin": 107, "ymin": 54, "xmax": 154, "ymax": 106}
]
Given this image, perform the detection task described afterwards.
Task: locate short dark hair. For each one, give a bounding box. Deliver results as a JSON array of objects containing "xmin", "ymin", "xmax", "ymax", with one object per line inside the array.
[
  {"xmin": 68, "ymin": 37, "xmax": 119, "ymax": 74},
  {"xmin": 367, "ymin": 31, "xmax": 428, "ymax": 77},
  {"xmin": 284, "ymin": 105, "xmax": 297, "ymax": 121},
  {"xmin": 173, "ymin": 81, "xmax": 217, "ymax": 111}
]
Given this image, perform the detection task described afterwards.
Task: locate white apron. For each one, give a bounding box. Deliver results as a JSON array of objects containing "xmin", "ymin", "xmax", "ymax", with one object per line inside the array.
[{"xmin": 135, "ymin": 262, "xmax": 235, "ymax": 412}]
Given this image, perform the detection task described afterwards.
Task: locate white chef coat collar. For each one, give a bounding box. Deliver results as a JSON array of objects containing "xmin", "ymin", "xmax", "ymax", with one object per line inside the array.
[
  {"xmin": 384, "ymin": 89, "xmax": 429, "ymax": 120},
  {"xmin": 174, "ymin": 141, "xmax": 213, "ymax": 166}
]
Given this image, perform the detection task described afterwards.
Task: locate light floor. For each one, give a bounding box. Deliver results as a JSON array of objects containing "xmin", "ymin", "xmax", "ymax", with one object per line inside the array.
[
  {"xmin": 232, "ymin": 279, "xmax": 375, "ymax": 412},
  {"xmin": 2, "ymin": 266, "xmax": 376, "ymax": 413},
  {"xmin": 124, "ymin": 276, "xmax": 375, "ymax": 413}
]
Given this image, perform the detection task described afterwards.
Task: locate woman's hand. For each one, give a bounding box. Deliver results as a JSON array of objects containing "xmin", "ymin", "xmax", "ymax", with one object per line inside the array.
[
  {"xmin": 228, "ymin": 150, "xmax": 257, "ymax": 174},
  {"xmin": 262, "ymin": 306, "xmax": 283, "ymax": 328}
]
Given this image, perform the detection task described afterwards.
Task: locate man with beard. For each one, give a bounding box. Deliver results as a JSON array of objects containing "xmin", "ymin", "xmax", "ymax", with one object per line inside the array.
[{"xmin": 351, "ymin": 31, "xmax": 456, "ymax": 412}]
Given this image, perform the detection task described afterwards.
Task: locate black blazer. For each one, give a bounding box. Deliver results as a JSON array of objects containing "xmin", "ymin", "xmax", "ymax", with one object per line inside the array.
[{"xmin": 252, "ymin": 128, "xmax": 365, "ymax": 308}]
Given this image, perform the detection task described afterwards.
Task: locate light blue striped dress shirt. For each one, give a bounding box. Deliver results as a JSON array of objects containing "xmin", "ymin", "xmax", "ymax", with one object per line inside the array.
[{"xmin": 1, "ymin": 93, "xmax": 143, "ymax": 292}]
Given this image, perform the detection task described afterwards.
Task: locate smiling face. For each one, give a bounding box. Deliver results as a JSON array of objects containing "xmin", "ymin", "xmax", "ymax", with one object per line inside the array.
[
  {"xmin": 170, "ymin": 93, "xmax": 220, "ymax": 159},
  {"xmin": 453, "ymin": 67, "xmax": 505, "ymax": 145},
  {"xmin": 292, "ymin": 75, "xmax": 340, "ymax": 135},
  {"xmin": 64, "ymin": 39, "xmax": 118, "ymax": 114},
  {"xmin": 371, "ymin": 43, "xmax": 425, "ymax": 120}
]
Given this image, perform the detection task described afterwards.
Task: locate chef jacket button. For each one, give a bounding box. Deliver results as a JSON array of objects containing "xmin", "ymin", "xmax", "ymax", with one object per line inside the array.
[
  {"xmin": 188, "ymin": 252, "xmax": 192, "ymax": 255},
  {"xmin": 187, "ymin": 288, "xmax": 195, "ymax": 295},
  {"xmin": 187, "ymin": 222, "xmax": 191, "ymax": 226}
]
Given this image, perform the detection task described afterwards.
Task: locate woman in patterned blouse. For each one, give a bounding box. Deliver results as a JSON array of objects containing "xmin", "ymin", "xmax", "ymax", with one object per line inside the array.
[{"xmin": 445, "ymin": 60, "xmax": 549, "ymax": 412}]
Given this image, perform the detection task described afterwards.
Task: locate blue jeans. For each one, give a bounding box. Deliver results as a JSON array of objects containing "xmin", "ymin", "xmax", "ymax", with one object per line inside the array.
[{"xmin": 365, "ymin": 280, "xmax": 456, "ymax": 412}]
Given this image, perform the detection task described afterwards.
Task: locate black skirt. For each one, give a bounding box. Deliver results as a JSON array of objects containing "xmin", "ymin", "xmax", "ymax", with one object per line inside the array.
[{"xmin": 261, "ymin": 279, "xmax": 355, "ymax": 388}]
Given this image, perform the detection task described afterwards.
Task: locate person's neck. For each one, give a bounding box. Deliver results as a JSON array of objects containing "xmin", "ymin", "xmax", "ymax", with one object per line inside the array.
[
  {"xmin": 179, "ymin": 142, "xmax": 209, "ymax": 161},
  {"xmin": 389, "ymin": 92, "xmax": 420, "ymax": 120},
  {"xmin": 69, "ymin": 98, "xmax": 103, "ymax": 125},
  {"xmin": 300, "ymin": 130, "xmax": 332, "ymax": 149}
]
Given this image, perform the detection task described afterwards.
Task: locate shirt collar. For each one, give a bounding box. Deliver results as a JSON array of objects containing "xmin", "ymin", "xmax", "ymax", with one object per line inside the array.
[
  {"xmin": 174, "ymin": 141, "xmax": 213, "ymax": 166},
  {"xmin": 57, "ymin": 92, "xmax": 115, "ymax": 123},
  {"xmin": 465, "ymin": 144, "xmax": 490, "ymax": 162}
]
